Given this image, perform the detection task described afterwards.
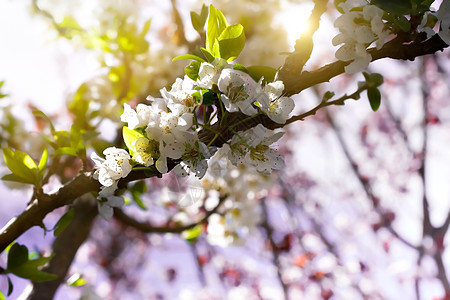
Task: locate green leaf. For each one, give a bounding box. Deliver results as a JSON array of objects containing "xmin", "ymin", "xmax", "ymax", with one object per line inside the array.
[
  {"xmin": 6, "ymin": 245, "xmax": 57, "ymax": 282},
  {"xmin": 322, "ymin": 91, "xmax": 335, "ymax": 101},
  {"xmin": 32, "ymin": 110, "xmax": 56, "ymax": 136},
  {"xmin": 172, "ymin": 54, "xmax": 206, "ymax": 63},
  {"xmin": 130, "ymin": 181, "xmax": 147, "ymax": 210},
  {"xmin": 11, "ymin": 261, "xmax": 58, "ymax": 282},
  {"xmin": 68, "ymin": 83, "xmax": 90, "ymax": 127},
  {"xmin": 122, "ymin": 126, "xmax": 145, "ymax": 156},
  {"xmin": 70, "ymin": 125, "xmax": 86, "ymax": 157},
  {"xmin": 1, "ymin": 174, "xmax": 36, "ymax": 185},
  {"xmin": 393, "ymin": 15, "xmax": 411, "ymax": 32},
  {"xmin": 217, "ymin": 24, "xmax": 245, "ymax": 61},
  {"xmin": 140, "ymin": 18, "xmax": 152, "ymax": 38},
  {"xmin": 191, "ymin": 4, "xmax": 208, "ymax": 32},
  {"xmin": 182, "ymin": 225, "xmax": 203, "ymax": 242},
  {"xmin": 233, "ymin": 64, "xmax": 248, "ymax": 73},
  {"xmin": 200, "ymin": 47, "xmax": 215, "ymax": 62},
  {"xmin": 54, "ymin": 147, "xmax": 78, "ymax": 157},
  {"xmin": 370, "ymin": 0, "xmax": 411, "ymax": 15},
  {"xmin": 2, "ymin": 148, "xmax": 39, "ymax": 185},
  {"xmin": 185, "ymin": 60, "xmax": 201, "ymax": 81},
  {"xmin": 363, "ymin": 72, "xmax": 384, "ymax": 87},
  {"xmin": 247, "ymin": 66, "xmax": 277, "ymax": 83},
  {"xmin": 58, "ymin": 16, "xmax": 82, "ymax": 30},
  {"xmin": 7, "ymin": 243, "xmax": 28, "ymax": 270},
  {"xmin": 367, "ymin": 87, "xmax": 381, "ymax": 111},
  {"xmin": 67, "ymin": 273, "xmax": 87, "ymax": 287},
  {"xmin": 191, "ymin": 12, "xmax": 205, "ymax": 33},
  {"xmin": 38, "ymin": 148, "xmax": 48, "ymax": 173},
  {"xmin": 206, "ymin": 5, "xmax": 228, "ymax": 53},
  {"xmin": 7, "ymin": 276, "xmax": 13, "ymax": 296},
  {"xmin": 54, "ymin": 208, "xmax": 75, "ymax": 236},
  {"xmin": 0, "ymin": 290, "xmax": 5, "ymax": 300}
]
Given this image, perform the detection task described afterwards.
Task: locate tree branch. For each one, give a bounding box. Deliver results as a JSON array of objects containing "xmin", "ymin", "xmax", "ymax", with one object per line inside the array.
[
  {"xmin": 114, "ymin": 195, "xmax": 226, "ymax": 233},
  {"xmin": 22, "ymin": 195, "xmax": 98, "ymax": 300},
  {"xmin": 276, "ymin": 0, "xmax": 328, "ymax": 84},
  {"xmin": 325, "ymin": 110, "xmax": 419, "ymax": 250},
  {"xmin": 0, "ymin": 172, "xmax": 99, "ymax": 253},
  {"xmin": 260, "ymin": 197, "xmax": 290, "ymax": 300},
  {"xmin": 283, "ymin": 34, "xmax": 448, "ymax": 96}
]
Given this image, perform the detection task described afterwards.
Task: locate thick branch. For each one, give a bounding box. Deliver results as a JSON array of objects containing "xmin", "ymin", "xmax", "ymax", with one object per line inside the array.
[
  {"xmin": 0, "ymin": 173, "xmax": 99, "ymax": 253},
  {"xmin": 276, "ymin": 0, "xmax": 328, "ymax": 84},
  {"xmin": 283, "ymin": 34, "xmax": 448, "ymax": 96},
  {"xmin": 23, "ymin": 196, "xmax": 98, "ymax": 300}
]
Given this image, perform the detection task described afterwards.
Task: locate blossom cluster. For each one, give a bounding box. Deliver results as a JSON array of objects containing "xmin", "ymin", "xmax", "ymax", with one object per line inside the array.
[
  {"xmin": 201, "ymin": 147, "xmax": 277, "ymax": 246},
  {"xmin": 91, "ymin": 58, "xmax": 294, "ymax": 219},
  {"xmin": 333, "ymin": 0, "xmax": 388, "ymax": 74}
]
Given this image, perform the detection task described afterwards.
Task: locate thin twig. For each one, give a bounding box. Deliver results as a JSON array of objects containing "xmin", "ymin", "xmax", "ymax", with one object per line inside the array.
[
  {"xmin": 325, "ymin": 110, "xmax": 419, "ymax": 250},
  {"xmin": 114, "ymin": 196, "xmax": 226, "ymax": 234},
  {"xmin": 260, "ymin": 197, "xmax": 290, "ymax": 300}
]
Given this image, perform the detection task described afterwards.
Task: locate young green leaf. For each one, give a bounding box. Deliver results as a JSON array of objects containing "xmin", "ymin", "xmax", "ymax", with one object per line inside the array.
[
  {"xmin": 206, "ymin": 5, "xmax": 228, "ymax": 53},
  {"xmin": 393, "ymin": 15, "xmax": 411, "ymax": 32},
  {"xmin": 370, "ymin": 0, "xmax": 412, "ymax": 15},
  {"xmin": 130, "ymin": 181, "xmax": 147, "ymax": 210},
  {"xmin": 54, "ymin": 147, "xmax": 79, "ymax": 157},
  {"xmin": 2, "ymin": 148, "xmax": 40, "ymax": 185},
  {"xmin": 140, "ymin": 18, "xmax": 152, "ymax": 38},
  {"xmin": 191, "ymin": 11, "xmax": 206, "ymax": 33},
  {"xmin": 123, "ymin": 126, "xmax": 145, "ymax": 156},
  {"xmin": 182, "ymin": 225, "xmax": 203, "ymax": 242},
  {"xmin": 7, "ymin": 243, "xmax": 28, "ymax": 270},
  {"xmin": 53, "ymin": 208, "xmax": 75, "ymax": 236},
  {"xmin": 363, "ymin": 72, "xmax": 384, "ymax": 87},
  {"xmin": 247, "ymin": 66, "xmax": 277, "ymax": 83},
  {"xmin": 191, "ymin": 4, "xmax": 209, "ymax": 33},
  {"xmin": 7, "ymin": 276, "xmax": 13, "ymax": 296},
  {"xmin": 32, "ymin": 110, "xmax": 56, "ymax": 136},
  {"xmin": 67, "ymin": 273, "xmax": 87, "ymax": 287},
  {"xmin": 185, "ymin": 60, "xmax": 201, "ymax": 81},
  {"xmin": 0, "ymin": 289, "xmax": 5, "ymax": 300},
  {"xmin": 9, "ymin": 257, "xmax": 58, "ymax": 282},
  {"xmin": 172, "ymin": 54, "xmax": 206, "ymax": 63},
  {"xmin": 6, "ymin": 243, "xmax": 57, "ymax": 281},
  {"xmin": 200, "ymin": 47, "xmax": 215, "ymax": 62},
  {"xmin": 233, "ymin": 64, "xmax": 248, "ymax": 73},
  {"xmin": 217, "ymin": 24, "xmax": 245, "ymax": 61},
  {"xmin": 367, "ymin": 87, "xmax": 381, "ymax": 111},
  {"xmin": 38, "ymin": 148, "xmax": 48, "ymax": 173}
]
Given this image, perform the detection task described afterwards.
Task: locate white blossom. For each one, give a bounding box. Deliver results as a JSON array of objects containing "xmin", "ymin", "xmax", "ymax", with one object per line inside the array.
[
  {"xmin": 197, "ymin": 58, "xmax": 231, "ymax": 89},
  {"xmin": 160, "ymin": 76, "xmax": 199, "ymax": 114},
  {"xmin": 97, "ymin": 195, "xmax": 125, "ymax": 220},
  {"xmin": 257, "ymin": 81, "xmax": 295, "ymax": 124},
  {"xmin": 91, "ymin": 147, "xmax": 132, "ymax": 187},
  {"xmin": 173, "ymin": 134, "xmax": 211, "ymax": 178},
  {"xmin": 228, "ymin": 124, "xmax": 285, "ymax": 174},
  {"xmin": 333, "ymin": 2, "xmax": 388, "ymax": 73},
  {"xmin": 217, "ymin": 69, "xmax": 259, "ymax": 116},
  {"xmin": 417, "ymin": 12, "xmax": 436, "ymax": 39},
  {"xmin": 120, "ymin": 103, "xmax": 150, "ymax": 130},
  {"xmin": 132, "ymin": 136, "xmax": 159, "ymax": 167},
  {"xmin": 437, "ymin": 0, "xmax": 450, "ymax": 45}
]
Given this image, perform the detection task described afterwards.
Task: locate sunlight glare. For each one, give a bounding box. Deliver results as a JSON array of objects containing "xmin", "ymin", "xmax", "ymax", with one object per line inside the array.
[{"xmin": 275, "ymin": 2, "xmax": 315, "ymax": 47}]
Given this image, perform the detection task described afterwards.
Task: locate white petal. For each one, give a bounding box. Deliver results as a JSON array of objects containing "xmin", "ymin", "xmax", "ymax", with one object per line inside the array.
[{"xmin": 98, "ymin": 202, "xmax": 114, "ymax": 220}]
